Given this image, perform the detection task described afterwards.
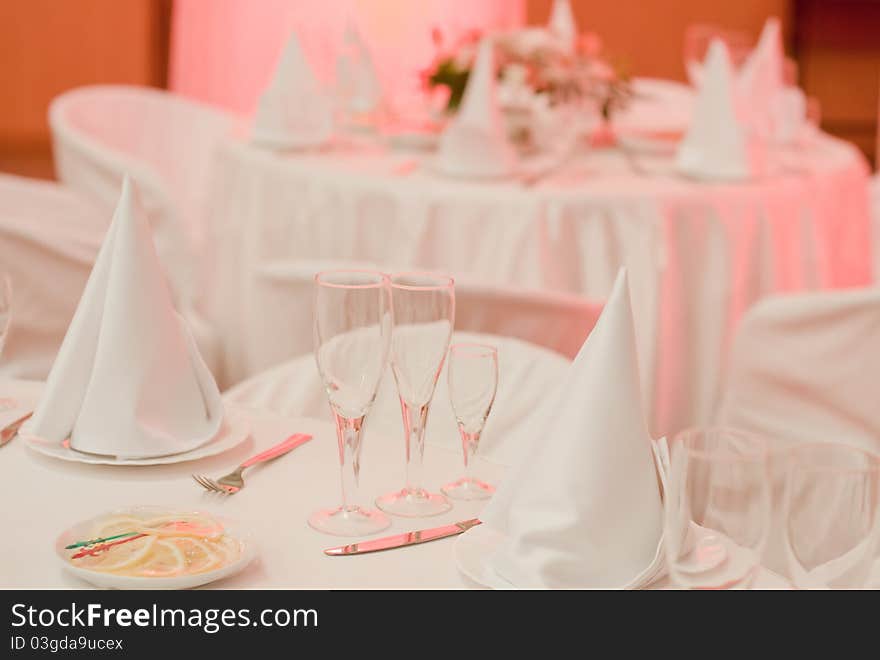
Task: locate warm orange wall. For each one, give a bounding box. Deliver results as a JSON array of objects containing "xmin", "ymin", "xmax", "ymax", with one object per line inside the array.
[
  {"xmin": 0, "ymin": 0, "xmax": 164, "ymax": 152},
  {"xmin": 527, "ymin": 0, "xmax": 791, "ymax": 81}
]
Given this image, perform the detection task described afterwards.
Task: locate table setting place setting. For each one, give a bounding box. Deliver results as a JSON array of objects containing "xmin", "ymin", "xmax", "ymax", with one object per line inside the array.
[
  {"xmin": 0, "ymin": 169, "xmax": 878, "ymax": 591},
  {"xmin": 238, "ymin": 4, "xmax": 827, "ymax": 191}
]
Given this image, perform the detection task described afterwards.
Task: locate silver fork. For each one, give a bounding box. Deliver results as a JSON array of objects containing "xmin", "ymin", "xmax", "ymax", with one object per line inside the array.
[{"xmin": 192, "ymin": 432, "xmax": 312, "ymax": 495}]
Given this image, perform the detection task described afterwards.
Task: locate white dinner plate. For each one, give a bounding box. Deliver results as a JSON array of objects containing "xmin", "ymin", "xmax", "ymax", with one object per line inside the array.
[
  {"xmin": 56, "ymin": 506, "xmax": 257, "ymax": 590},
  {"xmin": 251, "ymin": 130, "xmax": 331, "ymax": 152},
  {"xmin": 454, "ymin": 524, "xmax": 516, "ymax": 589},
  {"xmin": 455, "ymin": 523, "xmax": 667, "ymax": 589},
  {"xmin": 614, "ymin": 77, "xmax": 694, "ymax": 135},
  {"xmin": 23, "ymin": 407, "xmax": 250, "ymax": 466}
]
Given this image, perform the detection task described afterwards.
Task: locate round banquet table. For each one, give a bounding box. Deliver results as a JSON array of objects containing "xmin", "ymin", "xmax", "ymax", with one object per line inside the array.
[
  {"xmin": 206, "ymin": 84, "xmax": 873, "ymax": 438},
  {"xmin": 0, "ymin": 380, "xmax": 499, "ymax": 589},
  {"xmin": 0, "ymin": 380, "xmax": 802, "ymax": 590}
]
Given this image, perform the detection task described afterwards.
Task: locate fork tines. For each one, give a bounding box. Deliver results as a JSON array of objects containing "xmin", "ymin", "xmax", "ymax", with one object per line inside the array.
[{"xmin": 192, "ymin": 474, "xmax": 227, "ymax": 494}]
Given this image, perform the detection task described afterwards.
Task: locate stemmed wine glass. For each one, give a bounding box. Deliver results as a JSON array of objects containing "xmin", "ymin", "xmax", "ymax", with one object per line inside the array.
[
  {"xmin": 782, "ymin": 443, "xmax": 880, "ymax": 589},
  {"xmin": 0, "ymin": 275, "xmax": 16, "ymax": 411},
  {"xmin": 309, "ymin": 270, "xmax": 392, "ymax": 536},
  {"xmin": 664, "ymin": 427, "xmax": 771, "ymax": 589},
  {"xmin": 376, "ymin": 273, "xmax": 455, "ymax": 517},
  {"xmin": 441, "ymin": 343, "xmax": 498, "ymax": 500}
]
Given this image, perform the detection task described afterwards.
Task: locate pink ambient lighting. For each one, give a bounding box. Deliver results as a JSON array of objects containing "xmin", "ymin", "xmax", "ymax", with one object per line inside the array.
[{"xmin": 168, "ymin": 0, "xmax": 525, "ymax": 114}]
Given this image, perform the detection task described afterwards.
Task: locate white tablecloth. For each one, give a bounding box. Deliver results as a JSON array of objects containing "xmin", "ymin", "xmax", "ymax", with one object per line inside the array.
[
  {"xmin": 0, "ymin": 380, "xmax": 831, "ymax": 589},
  {"xmin": 0, "ymin": 380, "xmax": 501, "ymax": 589},
  {"xmin": 207, "ymin": 125, "xmax": 872, "ymax": 437}
]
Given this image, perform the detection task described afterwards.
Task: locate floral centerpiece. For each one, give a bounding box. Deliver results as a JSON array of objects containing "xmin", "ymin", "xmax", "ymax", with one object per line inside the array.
[{"xmin": 422, "ymin": 26, "xmax": 633, "ymax": 149}]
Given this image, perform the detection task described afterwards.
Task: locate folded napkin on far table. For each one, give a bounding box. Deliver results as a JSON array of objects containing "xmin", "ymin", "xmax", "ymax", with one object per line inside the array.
[
  {"xmin": 676, "ymin": 39, "xmax": 758, "ymax": 181},
  {"xmin": 435, "ymin": 38, "xmax": 518, "ymax": 179},
  {"xmin": 336, "ymin": 20, "xmax": 383, "ymax": 116},
  {"xmin": 690, "ymin": 17, "xmax": 807, "ymax": 146},
  {"xmin": 479, "ymin": 269, "xmax": 665, "ymax": 588},
  {"xmin": 252, "ymin": 32, "xmax": 333, "ymax": 149},
  {"xmin": 23, "ymin": 176, "xmax": 223, "ymax": 459}
]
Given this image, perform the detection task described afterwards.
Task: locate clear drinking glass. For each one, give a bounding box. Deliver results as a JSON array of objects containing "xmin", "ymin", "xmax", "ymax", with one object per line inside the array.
[
  {"xmin": 441, "ymin": 343, "xmax": 498, "ymax": 500},
  {"xmin": 0, "ymin": 275, "xmax": 16, "ymax": 411},
  {"xmin": 376, "ymin": 273, "xmax": 455, "ymax": 517},
  {"xmin": 664, "ymin": 428, "xmax": 771, "ymax": 589},
  {"xmin": 782, "ymin": 443, "xmax": 880, "ymax": 589},
  {"xmin": 309, "ymin": 270, "xmax": 392, "ymax": 536}
]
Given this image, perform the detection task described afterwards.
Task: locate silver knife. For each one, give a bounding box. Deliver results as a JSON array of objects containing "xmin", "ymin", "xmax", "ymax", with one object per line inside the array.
[
  {"xmin": 0, "ymin": 411, "xmax": 32, "ymax": 448},
  {"xmin": 324, "ymin": 518, "xmax": 482, "ymax": 556}
]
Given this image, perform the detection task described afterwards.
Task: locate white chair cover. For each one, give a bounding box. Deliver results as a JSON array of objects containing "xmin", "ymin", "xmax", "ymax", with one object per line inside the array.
[
  {"xmin": 717, "ymin": 287, "xmax": 880, "ymax": 453},
  {"xmin": 716, "ymin": 286, "xmax": 880, "ymax": 574},
  {"xmin": 224, "ymin": 331, "xmax": 571, "ymax": 467},
  {"xmin": 0, "ymin": 174, "xmax": 104, "ymax": 379},
  {"xmin": 241, "ymin": 258, "xmax": 602, "ymax": 378},
  {"xmin": 48, "ymin": 85, "xmax": 239, "ymax": 374}
]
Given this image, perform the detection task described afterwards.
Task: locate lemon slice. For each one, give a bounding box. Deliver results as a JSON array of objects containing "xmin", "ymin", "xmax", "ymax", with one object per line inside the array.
[
  {"xmin": 176, "ymin": 538, "xmax": 223, "ymax": 574},
  {"xmin": 214, "ymin": 535, "xmax": 242, "ymax": 564},
  {"xmin": 91, "ymin": 515, "xmax": 144, "ymax": 538},
  {"xmin": 139, "ymin": 539, "xmax": 186, "ymax": 577},
  {"xmin": 141, "ymin": 514, "xmax": 224, "ymax": 539}
]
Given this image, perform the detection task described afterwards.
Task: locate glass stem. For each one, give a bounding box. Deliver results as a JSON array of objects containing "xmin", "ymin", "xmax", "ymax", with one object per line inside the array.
[
  {"xmin": 460, "ymin": 426, "xmax": 481, "ymax": 481},
  {"xmin": 332, "ymin": 410, "xmax": 365, "ymax": 512},
  {"xmin": 400, "ymin": 398, "xmax": 430, "ymax": 494}
]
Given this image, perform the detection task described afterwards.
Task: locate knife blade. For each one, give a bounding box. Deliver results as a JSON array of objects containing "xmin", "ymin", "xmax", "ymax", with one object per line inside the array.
[
  {"xmin": 0, "ymin": 411, "xmax": 32, "ymax": 447},
  {"xmin": 324, "ymin": 518, "xmax": 482, "ymax": 556}
]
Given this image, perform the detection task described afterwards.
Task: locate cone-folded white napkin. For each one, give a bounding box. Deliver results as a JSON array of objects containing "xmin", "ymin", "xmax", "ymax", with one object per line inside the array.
[
  {"xmin": 23, "ymin": 177, "xmax": 223, "ymax": 459},
  {"xmin": 737, "ymin": 17, "xmax": 784, "ymax": 139},
  {"xmin": 479, "ymin": 269, "xmax": 664, "ymax": 588},
  {"xmin": 548, "ymin": 0, "xmax": 577, "ymax": 52},
  {"xmin": 336, "ymin": 21, "xmax": 382, "ymax": 115},
  {"xmin": 676, "ymin": 39, "xmax": 755, "ymax": 181},
  {"xmin": 252, "ymin": 33, "xmax": 333, "ymax": 149},
  {"xmin": 435, "ymin": 38, "xmax": 517, "ymax": 179}
]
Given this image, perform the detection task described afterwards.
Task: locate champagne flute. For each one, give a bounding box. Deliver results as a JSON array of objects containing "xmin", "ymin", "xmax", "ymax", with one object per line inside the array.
[
  {"xmin": 441, "ymin": 343, "xmax": 498, "ymax": 500},
  {"xmin": 782, "ymin": 443, "xmax": 880, "ymax": 589},
  {"xmin": 376, "ymin": 273, "xmax": 454, "ymax": 517},
  {"xmin": 309, "ymin": 270, "xmax": 392, "ymax": 536},
  {"xmin": 664, "ymin": 427, "xmax": 771, "ymax": 589}
]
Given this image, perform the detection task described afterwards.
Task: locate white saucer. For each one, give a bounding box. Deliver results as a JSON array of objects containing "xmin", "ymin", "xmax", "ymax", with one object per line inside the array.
[
  {"xmin": 23, "ymin": 408, "xmax": 250, "ymax": 466},
  {"xmin": 56, "ymin": 506, "xmax": 257, "ymax": 590},
  {"xmin": 455, "ymin": 523, "xmax": 667, "ymax": 589},
  {"xmin": 426, "ymin": 157, "xmax": 517, "ymax": 182},
  {"xmin": 251, "ymin": 130, "xmax": 330, "ymax": 152}
]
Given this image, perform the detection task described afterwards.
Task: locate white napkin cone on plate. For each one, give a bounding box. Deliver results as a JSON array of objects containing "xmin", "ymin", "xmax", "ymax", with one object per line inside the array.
[
  {"xmin": 24, "ymin": 176, "xmax": 224, "ymax": 459},
  {"xmin": 676, "ymin": 39, "xmax": 756, "ymax": 181},
  {"xmin": 479, "ymin": 269, "xmax": 665, "ymax": 588},
  {"xmin": 547, "ymin": 0, "xmax": 577, "ymax": 52},
  {"xmin": 252, "ymin": 32, "xmax": 333, "ymax": 149},
  {"xmin": 336, "ymin": 20, "xmax": 382, "ymax": 115},
  {"xmin": 737, "ymin": 17, "xmax": 803, "ymax": 142},
  {"xmin": 435, "ymin": 38, "xmax": 517, "ymax": 179}
]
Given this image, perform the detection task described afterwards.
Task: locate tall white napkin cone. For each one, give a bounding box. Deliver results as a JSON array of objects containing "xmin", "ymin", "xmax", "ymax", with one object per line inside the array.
[
  {"xmin": 479, "ymin": 269, "xmax": 665, "ymax": 588},
  {"xmin": 547, "ymin": 0, "xmax": 577, "ymax": 52},
  {"xmin": 336, "ymin": 20, "xmax": 382, "ymax": 115},
  {"xmin": 435, "ymin": 38, "xmax": 517, "ymax": 179},
  {"xmin": 737, "ymin": 17, "xmax": 784, "ymax": 140},
  {"xmin": 24, "ymin": 176, "xmax": 224, "ymax": 459},
  {"xmin": 676, "ymin": 39, "xmax": 755, "ymax": 181},
  {"xmin": 252, "ymin": 33, "xmax": 333, "ymax": 149}
]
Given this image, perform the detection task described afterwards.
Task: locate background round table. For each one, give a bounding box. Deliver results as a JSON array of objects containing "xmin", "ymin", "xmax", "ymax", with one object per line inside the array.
[{"xmin": 207, "ymin": 107, "xmax": 872, "ymax": 437}]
